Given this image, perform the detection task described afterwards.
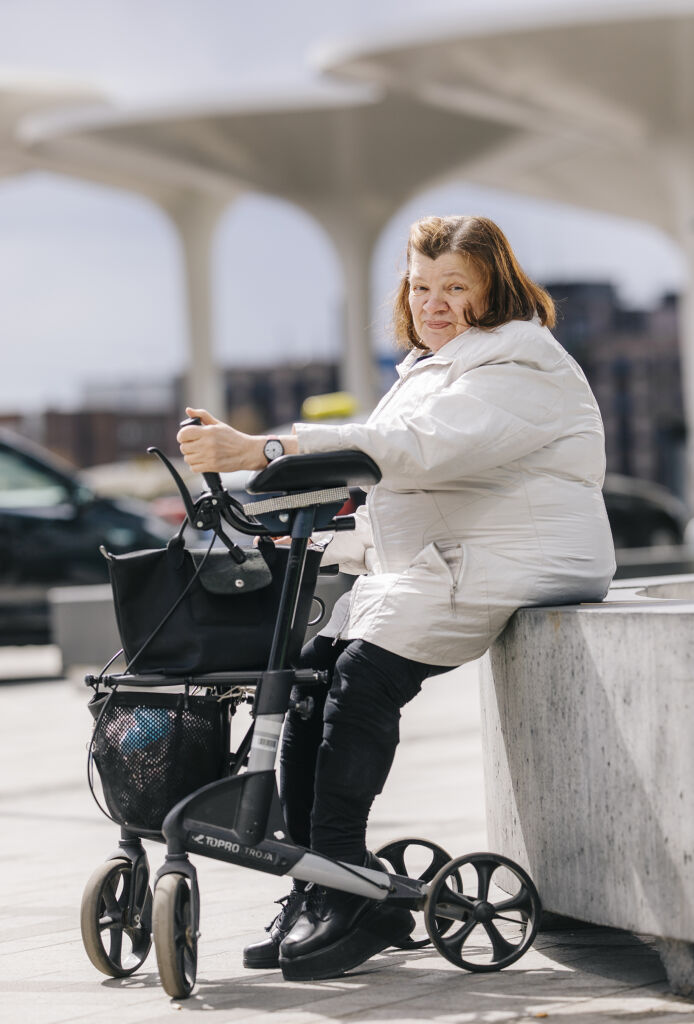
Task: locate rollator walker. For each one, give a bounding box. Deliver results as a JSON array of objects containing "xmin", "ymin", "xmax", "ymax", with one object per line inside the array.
[{"xmin": 81, "ymin": 432, "xmax": 542, "ymax": 999}]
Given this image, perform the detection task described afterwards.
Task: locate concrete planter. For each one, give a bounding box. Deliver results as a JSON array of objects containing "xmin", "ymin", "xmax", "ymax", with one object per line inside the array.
[{"xmin": 480, "ymin": 575, "xmax": 694, "ymax": 997}]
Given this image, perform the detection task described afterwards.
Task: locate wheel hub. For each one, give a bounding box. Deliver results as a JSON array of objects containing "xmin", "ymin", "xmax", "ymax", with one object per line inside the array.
[{"xmin": 472, "ymin": 899, "xmax": 496, "ymax": 923}]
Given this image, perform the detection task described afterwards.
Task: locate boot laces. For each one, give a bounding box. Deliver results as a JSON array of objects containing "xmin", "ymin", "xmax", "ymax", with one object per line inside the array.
[
  {"xmin": 304, "ymin": 883, "xmax": 329, "ymax": 922},
  {"xmin": 265, "ymin": 888, "xmax": 305, "ymax": 933}
]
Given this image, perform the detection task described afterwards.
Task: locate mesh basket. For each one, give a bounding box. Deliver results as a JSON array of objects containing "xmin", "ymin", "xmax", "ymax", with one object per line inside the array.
[{"xmin": 89, "ymin": 689, "xmax": 228, "ymax": 833}]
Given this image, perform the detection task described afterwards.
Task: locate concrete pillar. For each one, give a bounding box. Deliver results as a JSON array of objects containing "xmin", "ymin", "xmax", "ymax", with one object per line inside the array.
[
  {"xmin": 335, "ymin": 215, "xmax": 380, "ymax": 412},
  {"xmin": 168, "ymin": 192, "xmax": 228, "ymax": 417},
  {"xmin": 310, "ymin": 202, "xmax": 389, "ymax": 414}
]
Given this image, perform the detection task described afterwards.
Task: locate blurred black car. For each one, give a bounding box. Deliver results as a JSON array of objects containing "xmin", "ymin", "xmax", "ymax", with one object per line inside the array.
[
  {"xmin": 0, "ymin": 429, "xmax": 172, "ymax": 645},
  {"xmin": 602, "ymin": 473, "xmax": 691, "ymax": 549}
]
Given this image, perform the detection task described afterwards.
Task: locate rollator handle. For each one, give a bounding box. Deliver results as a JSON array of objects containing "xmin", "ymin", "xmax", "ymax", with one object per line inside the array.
[
  {"xmin": 178, "ymin": 417, "xmax": 225, "ymax": 496},
  {"xmin": 331, "ymin": 514, "xmax": 356, "ymax": 531}
]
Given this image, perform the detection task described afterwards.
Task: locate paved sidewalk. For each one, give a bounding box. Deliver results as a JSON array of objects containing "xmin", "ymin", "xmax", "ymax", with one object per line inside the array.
[{"xmin": 0, "ymin": 647, "xmax": 693, "ymax": 1023}]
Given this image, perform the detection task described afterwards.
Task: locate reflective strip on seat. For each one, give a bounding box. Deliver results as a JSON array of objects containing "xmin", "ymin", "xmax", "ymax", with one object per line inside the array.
[{"xmin": 242, "ymin": 486, "xmax": 350, "ymax": 517}]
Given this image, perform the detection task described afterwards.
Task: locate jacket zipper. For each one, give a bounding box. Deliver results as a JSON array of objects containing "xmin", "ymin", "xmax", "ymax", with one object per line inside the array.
[
  {"xmin": 374, "ymin": 355, "xmax": 436, "ymax": 416},
  {"xmin": 431, "ymin": 543, "xmax": 464, "ymax": 614},
  {"xmin": 365, "ymin": 365, "xmax": 423, "ymax": 563},
  {"xmin": 332, "ymin": 582, "xmax": 356, "ymax": 646},
  {"xmin": 340, "ymin": 359, "xmax": 452, "ymax": 636}
]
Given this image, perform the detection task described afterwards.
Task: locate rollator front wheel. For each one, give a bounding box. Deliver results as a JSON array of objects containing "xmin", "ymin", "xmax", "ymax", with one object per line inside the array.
[
  {"xmin": 153, "ymin": 873, "xmax": 198, "ymax": 999},
  {"xmin": 80, "ymin": 858, "xmax": 153, "ymax": 977},
  {"xmin": 424, "ymin": 852, "xmax": 541, "ymax": 972},
  {"xmin": 375, "ymin": 838, "xmax": 461, "ymax": 949}
]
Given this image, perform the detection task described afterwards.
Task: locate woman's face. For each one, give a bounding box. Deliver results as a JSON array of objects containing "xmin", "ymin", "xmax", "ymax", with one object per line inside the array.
[{"xmin": 408, "ymin": 251, "xmax": 486, "ymax": 352}]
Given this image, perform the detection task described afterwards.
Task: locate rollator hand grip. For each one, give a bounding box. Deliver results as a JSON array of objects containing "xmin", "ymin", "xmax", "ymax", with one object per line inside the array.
[
  {"xmin": 179, "ymin": 416, "xmax": 225, "ymax": 496},
  {"xmin": 331, "ymin": 515, "xmax": 356, "ymax": 531}
]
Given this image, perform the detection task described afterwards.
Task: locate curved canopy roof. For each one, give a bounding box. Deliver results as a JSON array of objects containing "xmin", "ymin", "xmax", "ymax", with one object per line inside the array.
[
  {"xmin": 19, "ymin": 80, "xmax": 519, "ymax": 225},
  {"xmin": 15, "ymin": 79, "xmax": 528, "ymax": 410},
  {"xmin": 319, "ymin": 0, "xmax": 694, "ymax": 237},
  {"xmin": 0, "ymin": 75, "xmax": 101, "ymax": 181}
]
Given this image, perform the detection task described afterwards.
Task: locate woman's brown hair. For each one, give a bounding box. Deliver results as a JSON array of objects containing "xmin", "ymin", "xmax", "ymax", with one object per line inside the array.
[{"xmin": 393, "ymin": 215, "xmax": 556, "ymax": 350}]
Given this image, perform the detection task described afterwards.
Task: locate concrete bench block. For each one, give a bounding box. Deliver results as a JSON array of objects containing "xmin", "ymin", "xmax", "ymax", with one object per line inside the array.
[
  {"xmin": 48, "ymin": 584, "xmax": 120, "ymax": 674},
  {"xmin": 479, "ymin": 575, "xmax": 694, "ymax": 996}
]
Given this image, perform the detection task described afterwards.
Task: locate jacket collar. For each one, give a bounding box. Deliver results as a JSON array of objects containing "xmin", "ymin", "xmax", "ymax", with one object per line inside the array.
[{"xmin": 396, "ymin": 329, "xmax": 479, "ymax": 377}]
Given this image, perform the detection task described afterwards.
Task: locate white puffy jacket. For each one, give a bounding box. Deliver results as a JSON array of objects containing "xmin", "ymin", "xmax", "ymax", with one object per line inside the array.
[{"xmin": 294, "ymin": 319, "xmax": 616, "ymax": 666}]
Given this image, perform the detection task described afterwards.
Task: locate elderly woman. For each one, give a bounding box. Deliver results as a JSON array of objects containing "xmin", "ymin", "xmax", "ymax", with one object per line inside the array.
[{"xmin": 178, "ymin": 215, "xmax": 616, "ymax": 982}]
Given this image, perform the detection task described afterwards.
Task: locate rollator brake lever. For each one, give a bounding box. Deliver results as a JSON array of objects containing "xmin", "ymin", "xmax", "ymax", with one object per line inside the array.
[
  {"xmin": 178, "ymin": 416, "xmax": 262, "ymax": 541},
  {"xmin": 147, "ymin": 446, "xmax": 198, "ymax": 525},
  {"xmin": 149, "ymin": 423, "xmax": 247, "ymax": 563},
  {"xmin": 149, "ymin": 445, "xmax": 245, "ymax": 560},
  {"xmin": 178, "ymin": 418, "xmax": 250, "ymax": 518}
]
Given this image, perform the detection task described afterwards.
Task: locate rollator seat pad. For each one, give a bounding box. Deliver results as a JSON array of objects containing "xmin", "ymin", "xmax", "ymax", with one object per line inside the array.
[{"xmin": 247, "ymin": 450, "xmax": 381, "ymax": 494}]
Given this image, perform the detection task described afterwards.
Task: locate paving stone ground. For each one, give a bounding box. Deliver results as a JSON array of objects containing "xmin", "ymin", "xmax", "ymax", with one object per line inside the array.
[{"xmin": 1, "ymin": 646, "xmax": 692, "ymax": 1023}]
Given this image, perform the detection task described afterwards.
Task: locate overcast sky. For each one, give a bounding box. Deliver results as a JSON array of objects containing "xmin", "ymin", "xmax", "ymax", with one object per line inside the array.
[{"xmin": 0, "ymin": 0, "xmax": 687, "ymax": 413}]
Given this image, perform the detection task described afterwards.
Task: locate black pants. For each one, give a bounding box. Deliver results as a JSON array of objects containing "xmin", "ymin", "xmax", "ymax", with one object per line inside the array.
[{"xmin": 280, "ymin": 634, "xmax": 448, "ymax": 865}]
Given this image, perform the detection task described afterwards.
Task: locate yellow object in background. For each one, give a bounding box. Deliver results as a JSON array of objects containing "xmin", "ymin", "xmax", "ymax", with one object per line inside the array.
[{"xmin": 300, "ymin": 392, "xmax": 359, "ymax": 421}]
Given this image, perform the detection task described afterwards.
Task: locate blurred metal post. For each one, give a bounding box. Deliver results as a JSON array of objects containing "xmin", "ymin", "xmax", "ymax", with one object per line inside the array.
[
  {"xmin": 304, "ymin": 101, "xmax": 399, "ymax": 413},
  {"xmin": 316, "ymin": 204, "xmax": 383, "ymax": 412},
  {"xmin": 168, "ymin": 191, "xmax": 229, "ymax": 418}
]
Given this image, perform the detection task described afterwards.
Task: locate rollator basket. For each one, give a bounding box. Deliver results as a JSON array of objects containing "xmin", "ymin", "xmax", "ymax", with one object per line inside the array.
[{"xmin": 88, "ymin": 689, "xmax": 229, "ymax": 833}]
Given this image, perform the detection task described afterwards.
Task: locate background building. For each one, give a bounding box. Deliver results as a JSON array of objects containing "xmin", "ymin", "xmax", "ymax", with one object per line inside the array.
[
  {"xmin": 8, "ymin": 359, "xmax": 340, "ymax": 470},
  {"xmin": 546, "ymin": 284, "xmax": 685, "ymax": 495}
]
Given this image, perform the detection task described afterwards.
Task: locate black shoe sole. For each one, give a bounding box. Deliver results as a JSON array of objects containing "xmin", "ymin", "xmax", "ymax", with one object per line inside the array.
[
  {"xmin": 242, "ymin": 951, "xmax": 280, "ymax": 970},
  {"xmin": 280, "ymin": 907, "xmax": 415, "ymax": 982}
]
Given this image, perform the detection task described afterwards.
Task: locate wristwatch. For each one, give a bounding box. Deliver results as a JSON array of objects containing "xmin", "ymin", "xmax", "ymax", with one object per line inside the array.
[{"xmin": 263, "ymin": 435, "xmax": 285, "ymax": 463}]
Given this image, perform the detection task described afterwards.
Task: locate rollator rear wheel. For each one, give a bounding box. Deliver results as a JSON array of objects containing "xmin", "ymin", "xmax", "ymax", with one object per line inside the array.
[
  {"xmin": 153, "ymin": 873, "xmax": 197, "ymax": 999},
  {"xmin": 424, "ymin": 852, "xmax": 541, "ymax": 972},
  {"xmin": 80, "ymin": 858, "xmax": 153, "ymax": 977},
  {"xmin": 375, "ymin": 838, "xmax": 461, "ymax": 949}
]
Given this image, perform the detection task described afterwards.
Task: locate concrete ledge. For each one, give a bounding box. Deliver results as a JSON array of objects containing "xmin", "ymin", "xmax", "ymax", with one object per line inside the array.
[
  {"xmin": 48, "ymin": 584, "xmax": 120, "ymax": 675},
  {"xmin": 479, "ymin": 574, "xmax": 694, "ymax": 997}
]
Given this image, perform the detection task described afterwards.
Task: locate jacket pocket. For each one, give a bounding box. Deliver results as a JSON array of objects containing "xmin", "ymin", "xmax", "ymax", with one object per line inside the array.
[{"xmin": 411, "ymin": 541, "xmax": 466, "ymax": 615}]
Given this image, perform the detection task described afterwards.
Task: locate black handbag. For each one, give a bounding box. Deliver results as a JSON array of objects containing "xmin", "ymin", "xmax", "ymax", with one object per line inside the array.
[{"xmin": 103, "ymin": 533, "xmax": 323, "ymax": 675}]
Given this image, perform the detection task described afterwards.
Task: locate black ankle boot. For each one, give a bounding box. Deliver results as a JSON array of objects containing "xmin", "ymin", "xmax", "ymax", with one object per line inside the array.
[
  {"xmin": 279, "ymin": 854, "xmax": 415, "ymax": 981},
  {"xmin": 243, "ymin": 884, "xmax": 307, "ymax": 969}
]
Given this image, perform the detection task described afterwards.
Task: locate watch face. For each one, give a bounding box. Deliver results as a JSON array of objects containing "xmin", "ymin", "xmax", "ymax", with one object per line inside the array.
[{"xmin": 264, "ymin": 438, "xmax": 284, "ymax": 462}]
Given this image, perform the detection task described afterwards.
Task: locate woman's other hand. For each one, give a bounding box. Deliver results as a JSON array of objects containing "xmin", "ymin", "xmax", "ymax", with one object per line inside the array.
[{"xmin": 177, "ymin": 407, "xmax": 266, "ymax": 473}]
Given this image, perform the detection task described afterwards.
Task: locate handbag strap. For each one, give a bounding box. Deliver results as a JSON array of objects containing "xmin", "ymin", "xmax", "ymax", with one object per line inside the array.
[
  {"xmin": 123, "ymin": 530, "xmax": 217, "ymax": 674},
  {"xmin": 168, "ymin": 514, "xmax": 247, "ymax": 564}
]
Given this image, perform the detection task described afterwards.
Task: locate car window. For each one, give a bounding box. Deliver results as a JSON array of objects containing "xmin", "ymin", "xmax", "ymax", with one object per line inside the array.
[{"xmin": 0, "ymin": 449, "xmax": 72, "ymax": 508}]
